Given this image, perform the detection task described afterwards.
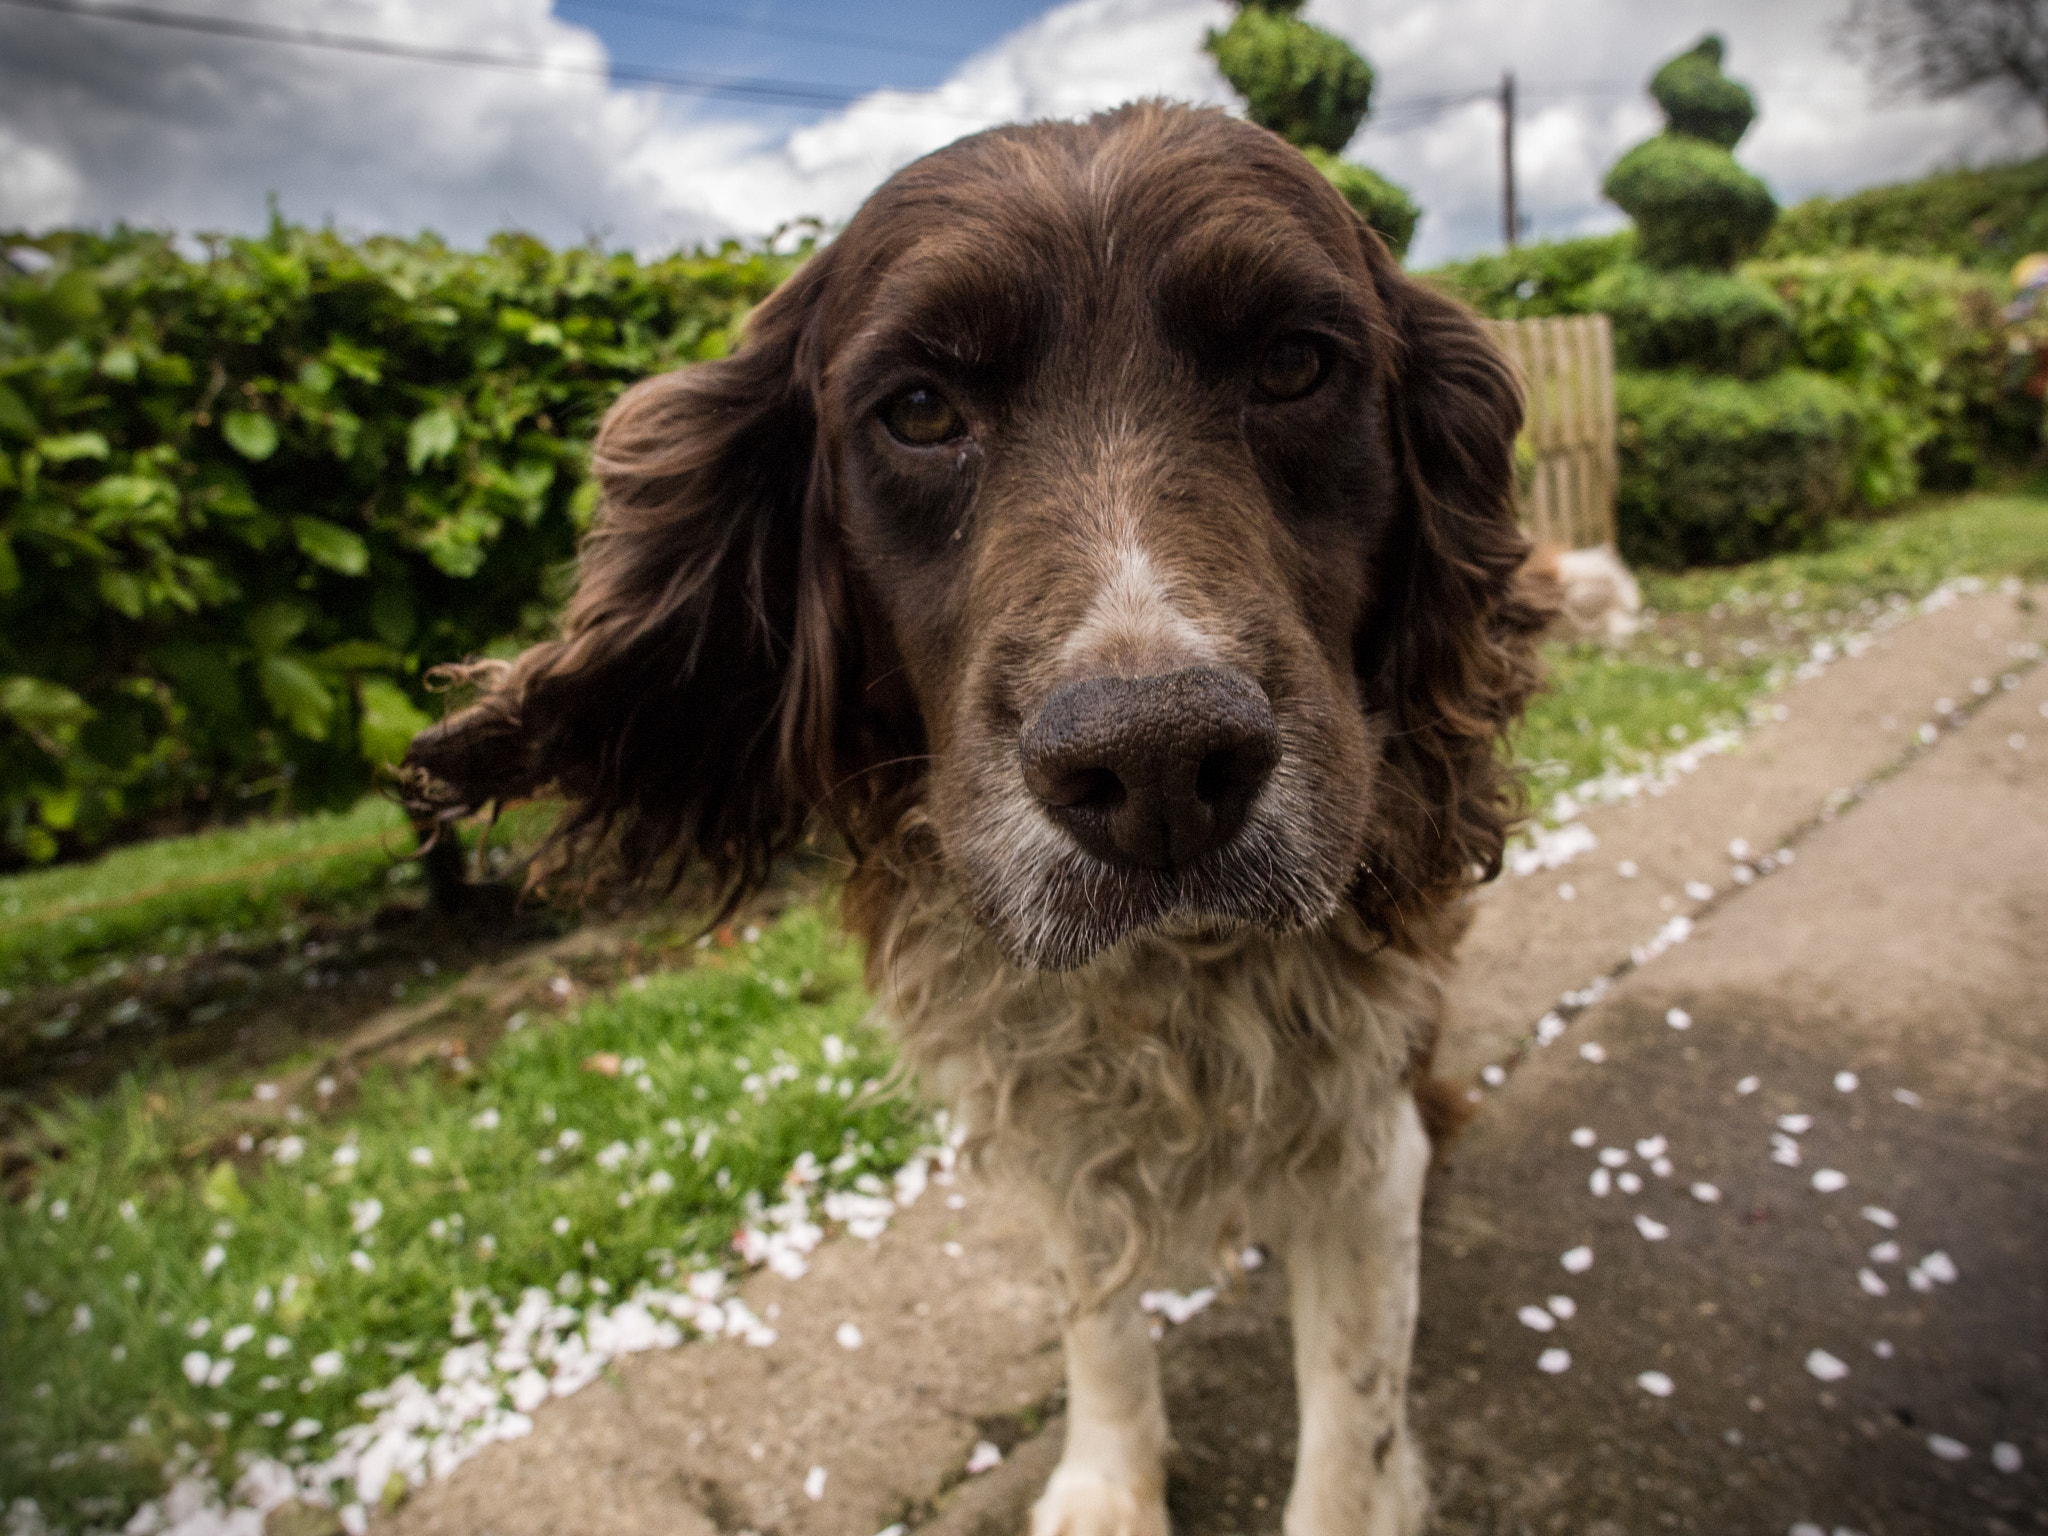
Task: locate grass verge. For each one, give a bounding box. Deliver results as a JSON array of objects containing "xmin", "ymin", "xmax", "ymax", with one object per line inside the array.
[{"xmin": 1, "ymin": 906, "xmax": 925, "ymax": 1527}]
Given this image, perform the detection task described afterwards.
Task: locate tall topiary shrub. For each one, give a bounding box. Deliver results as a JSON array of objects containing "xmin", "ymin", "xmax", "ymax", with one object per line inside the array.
[
  {"xmin": 1604, "ymin": 36, "xmax": 1776, "ymax": 272},
  {"xmin": 1204, "ymin": 1, "xmax": 1421, "ymax": 258}
]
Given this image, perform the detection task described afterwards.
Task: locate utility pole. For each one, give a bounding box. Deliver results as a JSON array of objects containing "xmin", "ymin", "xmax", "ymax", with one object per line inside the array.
[{"xmin": 1501, "ymin": 69, "xmax": 1518, "ymax": 249}]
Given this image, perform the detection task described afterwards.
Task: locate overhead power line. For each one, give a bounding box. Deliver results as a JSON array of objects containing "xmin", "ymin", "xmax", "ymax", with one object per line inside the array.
[{"xmin": 0, "ymin": 0, "xmax": 908, "ymax": 110}]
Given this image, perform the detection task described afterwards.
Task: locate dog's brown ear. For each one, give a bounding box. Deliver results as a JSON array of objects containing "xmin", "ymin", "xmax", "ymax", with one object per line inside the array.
[
  {"xmin": 402, "ymin": 247, "xmax": 869, "ymax": 908},
  {"xmin": 1361, "ymin": 256, "xmax": 1554, "ymax": 912}
]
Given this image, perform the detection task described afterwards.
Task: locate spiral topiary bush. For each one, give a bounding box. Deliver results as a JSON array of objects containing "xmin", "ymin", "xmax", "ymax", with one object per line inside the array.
[
  {"xmin": 1205, "ymin": 3, "xmax": 1374, "ymax": 154},
  {"xmin": 1604, "ymin": 34, "xmax": 1775, "ymax": 272},
  {"xmin": 1302, "ymin": 149, "xmax": 1420, "ymax": 258}
]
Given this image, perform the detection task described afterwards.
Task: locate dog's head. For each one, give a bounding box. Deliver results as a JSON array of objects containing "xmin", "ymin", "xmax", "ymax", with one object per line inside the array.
[{"xmin": 405, "ymin": 103, "xmax": 1546, "ymax": 970}]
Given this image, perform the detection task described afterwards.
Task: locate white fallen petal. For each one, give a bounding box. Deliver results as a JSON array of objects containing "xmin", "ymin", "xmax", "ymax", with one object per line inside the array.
[
  {"xmin": 1546, "ymin": 1295, "xmax": 1576, "ymax": 1320},
  {"xmin": 1590, "ymin": 1168, "xmax": 1612, "ymax": 1197},
  {"xmin": 1690, "ymin": 1182, "xmax": 1721, "ymax": 1204},
  {"xmin": 1736, "ymin": 1076, "xmax": 1761, "ymax": 1095},
  {"xmin": 1992, "ymin": 1442, "xmax": 2023, "ymax": 1474},
  {"xmin": 835, "ymin": 1323, "xmax": 863, "ymax": 1350},
  {"xmin": 1570, "ymin": 1127, "xmax": 1597, "ymax": 1148},
  {"xmin": 1665, "ymin": 1008, "xmax": 1692, "ymax": 1030},
  {"xmin": 1617, "ymin": 1171, "xmax": 1643, "ymax": 1194},
  {"xmin": 1777, "ymin": 1114, "xmax": 1813, "ymax": 1134},
  {"xmin": 1560, "ymin": 1246, "xmax": 1594, "ymax": 1274},
  {"xmin": 1636, "ymin": 1370, "xmax": 1674, "ymax": 1397},
  {"xmin": 965, "ymin": 1440, "xmax": 1003, "ymax": 1475},
  {"xmin": 1480, "ymin": 1064, "xmax": 1506, "ymax": 1087},
  {"xmin": 1834, "ymin": 1072, "xmax": 1859, "ymax": 1093},
  {"xmin": 1869, "ymin": 1241, "xmax": 1900, "ymax": 1263},
  {"xmin": 804, "ymin": 1465, "xmax": 828, "ymax": 1500},
  {"xmin": 1872, "ymin": 1339, "xmax": 1894, "ymax": 1359},
  {"xmin": 1579, "ymin": 1042, "xmax": 1608, "ymax": 1063},
  {"xmin": 1908, "ymin": 1268, "xmax": 1935, "ymax": 1293},
  {"xmin": 1857, "ymin": 1269, "xmax": 1889, "ymax": 1297},
  {"xmin": 1651, "ymin": 1158, "xmax": 1674, "ymax": 1178},
  {"xmin": 1805, "ymin": 1349, "xmax": 1849, "ymax": 1382},
  {"xmin": 1892, "ymin": 1087, "xmax": 1923, "ymax": 1107},
  {"xmin": 1517, "ymin": 1305, "xmax": 1557, "ymax": 1333},
  {"xmin": 1600, "ymin": 1147, "xmax": 1631, "ymax": 1168},
  {"xmin": 1927, "ymin": 1434, "xmax": 1969, "ymax": 1462},
  {"xmin": 1635, "ymin": 1136, "xmax": 1668, "ymax": 1159},
  {"xmin": 1860, "ymin": 1206, "xmax": 1898, "ymax": 1230},
  {"xmin": 1918, "ymin": 1251, "xmax": 1957, "ymax": 1283},
  {"xmin": 1811, "ymin": 1169, "xmax": 1848, "ymax": 1193},
  {"xmin": 1537, "ymin": 1348, "xmax": 1571, "ymax": 1374},
  {"xmin": 1634, "ymin": 1214, "xmax": 1669, "ymax": 1241}
]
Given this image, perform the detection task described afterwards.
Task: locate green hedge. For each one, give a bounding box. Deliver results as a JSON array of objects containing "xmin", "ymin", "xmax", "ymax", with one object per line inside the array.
[
  {"xmin": 0, "ymin": 223, "xmax": 793, "ymax": 866},
  {"xmin": 1616, "ymin": 369, "xmax": 1865, "ymax": 567},
  {"xmin": 1584, "ymin": 263, "xmax": 1792, "ymax": 378},
  {"xmin": 1423, "ymin": 233, "xmax": 1636, "ymax": 319},
  {"xmin": 1750, "ymin": 254, "xmax": 2010, "ymax": 500},
  {"xmin": 1763, "ymin": 155, "xmax": 2048, "ymax": 272},
  {"xmin": 1603, "ymin": 133, "xmax": 1777, "ymax": 272}
]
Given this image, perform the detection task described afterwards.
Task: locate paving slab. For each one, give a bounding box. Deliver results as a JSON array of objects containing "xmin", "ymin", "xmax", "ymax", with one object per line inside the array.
[{"xmin": 375, "ymin": 585, "xmax": 2048, "ymax": 1536}]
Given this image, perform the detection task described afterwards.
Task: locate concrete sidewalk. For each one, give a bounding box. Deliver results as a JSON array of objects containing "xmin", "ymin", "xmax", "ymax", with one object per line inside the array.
[{"xmin": 380, "ymin": 582, "xmax": 2048, "ymax": 1536}]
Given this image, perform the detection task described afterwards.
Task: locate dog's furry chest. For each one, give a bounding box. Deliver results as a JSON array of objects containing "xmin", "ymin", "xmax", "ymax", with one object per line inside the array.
[{"xmin": 865, "ymin": 869, "xmax": 1454, "ymax": 1274}]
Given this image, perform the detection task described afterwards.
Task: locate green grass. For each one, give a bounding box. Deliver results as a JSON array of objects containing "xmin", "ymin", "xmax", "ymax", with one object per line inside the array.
[
  {"xmin": 1514, "ymin": 487, "xmax": 2048, "ymax": 789},
  {"xmin": 0, "ymin": 905, "xmax": 924, "ymax": 1524}
]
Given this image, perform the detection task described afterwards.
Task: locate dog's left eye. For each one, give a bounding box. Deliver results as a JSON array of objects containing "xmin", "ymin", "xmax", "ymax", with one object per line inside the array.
[
  {"xmin": 1255, "ymin": 334, "xmax": 1326, "ymax": 402},
  {"xmin": 882, "ymin": 386, "xmax": 966, "ymax": 446}
]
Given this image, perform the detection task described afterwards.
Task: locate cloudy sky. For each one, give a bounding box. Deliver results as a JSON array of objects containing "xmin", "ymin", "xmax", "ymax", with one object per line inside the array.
[{"xmin": 1, "ymin": 0, "xmax": 2040, "ymax": 267}]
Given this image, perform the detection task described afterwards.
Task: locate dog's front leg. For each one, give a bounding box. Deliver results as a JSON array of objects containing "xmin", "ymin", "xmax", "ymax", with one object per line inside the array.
[
  {"xmin": 1281, "ymin": 1095, "xmax": 1431, "ymax": 1536},
  {"xmin": 1030, "ymin": 1231, "xmax": 1171, "ymax": 1536}
]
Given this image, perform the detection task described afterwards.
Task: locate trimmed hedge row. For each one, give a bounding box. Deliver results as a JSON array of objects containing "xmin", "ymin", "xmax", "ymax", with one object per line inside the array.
[
  {"xmin": 1763, "ymin": 155, "xmax": 2048, "ymax": 272},
  {"xmin": 0, "ymin": 223, "xmax": 794, "ymax": 865},
  {"xmin": 1430, "ymin": 233, "xmax": 2030, "ymax": 565}
]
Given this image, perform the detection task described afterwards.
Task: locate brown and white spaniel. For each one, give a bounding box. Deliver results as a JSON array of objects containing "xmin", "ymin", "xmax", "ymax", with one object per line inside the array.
[{"xmin": 406, "ymin": 101, "xmax": 1550, "ymax": 1536}]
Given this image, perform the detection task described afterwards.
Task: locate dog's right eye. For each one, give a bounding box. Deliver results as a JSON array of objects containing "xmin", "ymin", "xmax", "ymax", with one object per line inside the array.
[{"xmin": 882, "ymin": 386, "xmax": 966, "ymax": 446}]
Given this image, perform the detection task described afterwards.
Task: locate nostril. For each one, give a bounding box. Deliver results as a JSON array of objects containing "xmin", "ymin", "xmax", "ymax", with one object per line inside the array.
[
  {"xmin": 1194, "ymin": 744, "xmax": 1269, "ymax": 806},
  {"xmin": 1044, "ymin": 765, "xmax": 1126, "ymax": 813}
]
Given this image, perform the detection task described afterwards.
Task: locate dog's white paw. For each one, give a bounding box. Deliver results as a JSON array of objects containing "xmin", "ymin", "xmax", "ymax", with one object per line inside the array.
[{"xmin": 1029, "ymin": 1464, "xmax": 1170, "ymax": 1536}]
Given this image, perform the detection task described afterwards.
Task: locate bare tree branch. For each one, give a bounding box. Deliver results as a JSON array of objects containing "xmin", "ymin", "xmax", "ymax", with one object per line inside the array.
[{"xmin": 1838, "ymin": 0, "xmax": 2048, "ymax": 132}]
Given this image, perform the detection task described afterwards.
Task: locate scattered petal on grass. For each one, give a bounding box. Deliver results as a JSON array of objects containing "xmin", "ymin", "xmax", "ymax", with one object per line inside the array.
[
  {"xmin": 1861, "ymin": 1206, "xmax": 1898, "ymax": 1230},
  {"xmin": 804, "ymin": 1465, "xmax": 827, "ymax": 1500},
  {"xmin": 835, "ymin": 1323, "xmax": 863, "ymax": 1350},
  {"xmin": 1834, "ymin": 1072, "xmax": 1859, "ymax": 1093},
  {"xmin": 1636, "ymin": 1370, "xmax": 1674, "ymax": 1397},
  {"xmin": 1869, "ymin": 1240, "xmax": 1900, "ymax": 1263},
  {"xmin": 1600, "ymin": 1147, "xmax": 1631, "ymax": 1168},
  {"xmin": 965, "ymin": 1440, "xmax": 1003, "ymax": 1474},
  {"xmin": 1918, "ymin": 1251, "xmax": 1958, "ymax": 1284},
  {"xmin": 1570, "ymin": 1127, "xmax": 1597, "ymax": 1148},
  {"xmin": 1650, "ymin": 1157, "xmax": 1673, "ymax": 1178},
  {"xmin": 1634, "ymin": 1215, "xmax": 1669, "ymax": 1241},
  {"xmin": 181, "ymin": 1351, "xmax": 210, "ymax": 1386},
  {"xmin": 1579, "ymin": 1042, "xmax": 1607, "ymax": 1063},
  {"xmin": 1927, "ymin": 1434, "xmax": 1970, "ymax": 1462},
  {"xmin": 1893, "ymin": 1088, "xmax": 1923, "ymax": 1108},
  {"xmin": 1777, "ymin": 1114, "xmax": 1813, "ymax": 1134},
  {"xmin": 1771, "ymin": 1137, "xmax": 1802, "ymax": 1168},
  {"xmin": 1635, "ymin": 1135, "xmax": 1668, "ymax": 1159},
  {"xmin": 1546, "ymin": 1296, "xmax": 1576, "ymax": 1320},
  {"xmin": 1518, "ymin": 1305, "xmax": 1557, "ymax": 1333},
  {"xmin": 1665, "ymin": 1008, "xmax": 1692, "ymax": 1030},
  {"xmin": 1691, "ymin": 1183, "xmax": 1722, "ymax": 1203},
  {"xmin": 1139, "ymin": 1287, "xmax": 1218, "ymax": 1325},
  {"xmin": 1736, "ymin": 1076, "xmax": 1760, "ymax": 1095},
  {"xmin": 1537, "ymin": 1012, "xmax": 1566, "ymax": 1045},
  {"xmin": 1858, "ymin": 1269, "xmax": 1889, "ymax": 1297},
  {"xmin": 1589, "ymin": 1169, "xmax": 1612, "ymax": 1197},
  {"xmin": 349, "ymin": 1197, "xmax": 382, "ymax": 1235},
  {"xmin": 1616, "ymin": 1172, "xmax": 1642, "ymax": 1195},
  {"xmin": 200, "ymin": 1244, "xmax": 226, "ymax": 1277},
  {"xmin": 1560, "ymin": 1246, "xmax": 1594, "ymax": 1274},
  {"xmin": 1616, "ymin": 860, "xmax": 1638, "ymax": 878},
  {"xmin": 1537, "ymin": 1348, "xmax": 1571, "ymax": 1374},
  {"xmin": 1872, "ymin": 1340, "xmax": 1894, "ymax": 1359},
  {"xmin": 1480, "ymin": 1064, "xmax": 1506, "ymax": 1087},
  {"xmin": 942, "ymin": 1241, "xmax": 964, "ymax": 1258},
  {"xmin": 1812, "ymin": 1169, "xmax": 1848, "ymax": 1193},
  {"xmin": 1684, "ymin": 881, "xmax": 1713, "ymax": 902},
  {"xmin": 408, "ymin": 1147, "xmax": 433, "ymax": 1167},
  {"xmin": 310, "ymin": 1349, "xmax": 344, "ymax": 1379},
  {"xmin": 1992, "ymin": 1442, "xmax": 2024, "ymax": 1474},
  {"xmin": 1805, "ymin": 1349, "xmax": 1849, "ymax": 1382}
]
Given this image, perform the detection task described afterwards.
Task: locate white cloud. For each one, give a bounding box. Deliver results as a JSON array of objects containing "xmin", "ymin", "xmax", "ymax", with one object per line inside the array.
[{"xmin": 0, "ymin": 0, "xmax": 2039, "ymax": 263}]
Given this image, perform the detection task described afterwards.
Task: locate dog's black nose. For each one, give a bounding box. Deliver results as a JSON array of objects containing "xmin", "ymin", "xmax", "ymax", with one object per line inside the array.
[{"xmin": 1020, "ymin": 665, "xmax": 1281, "ymax": 871}]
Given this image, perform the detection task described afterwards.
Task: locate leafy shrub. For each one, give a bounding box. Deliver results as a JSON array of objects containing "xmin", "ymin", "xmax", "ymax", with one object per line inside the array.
[
  {"xmin": 1422, "ymin": 233, "xmax": 1635, "ymax": 319},
  {"xmin": 0, "ymin": 222, "xmax": 793, "ymax": 866},
  {"xmin": 1616, "ymin": 369, "xmax": 1865, "ymax": 567},
  {"xmin": 1763, "ymin": 155, "xmax": 2048, "ymax": 272},
  {"xmin": 1749, "ymin": 254, "xmax": 2009, "ymax": 502},
  {"xmin": 1303, "ymin": 149, "xmax": 1420, "ymax": 259},
  {"xmin": 1605, "ymin": 134, "xmax": 1778, "ymax": 272},
  {"xmin": 1204, "ymin": 4, "xmax": 1374, "ymax": 153},
  {"xmin": 1649, "ymin": 36, "xmax": 1755, "ymax": 150},
  {"xmin": 1584, "ymin": 263, "xmax": 1793, "ymax": 377}
]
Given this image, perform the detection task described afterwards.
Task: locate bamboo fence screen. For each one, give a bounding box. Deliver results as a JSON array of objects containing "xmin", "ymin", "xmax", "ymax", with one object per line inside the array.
[{"xmin": 1482, "ymin": 314, "xmax": 1618, "ymax": 551}]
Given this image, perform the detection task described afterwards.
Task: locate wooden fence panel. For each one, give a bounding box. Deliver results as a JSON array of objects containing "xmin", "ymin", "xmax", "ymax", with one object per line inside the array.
[{"xmin": 1481, "ymin": 314, "xmax": 1617, "ymax": 551}]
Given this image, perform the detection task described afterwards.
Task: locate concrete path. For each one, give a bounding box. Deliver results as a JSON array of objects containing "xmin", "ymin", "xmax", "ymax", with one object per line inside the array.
[{"xmin": 380, "ymin": 582, "xmax": 2048, "ymax": 1536}]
